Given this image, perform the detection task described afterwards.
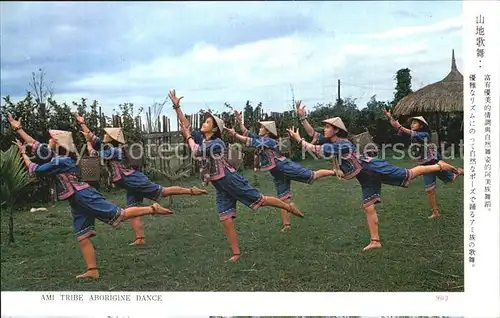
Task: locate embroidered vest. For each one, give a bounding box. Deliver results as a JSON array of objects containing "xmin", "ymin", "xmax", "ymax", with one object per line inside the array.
[
  {"xmin": 198, "ymin": 150, "xmax": 235, "ymax": 185},
  {"xmin": 107, "ymin": 160, "xmax": 136, "ymax": 183},
  {"xmin": 332, "ymin": 152, "xmax": 369, "ymax": 180},
  {"xmin": 54, "ymin": 172, "xmax": 90, "ymax": 200}
]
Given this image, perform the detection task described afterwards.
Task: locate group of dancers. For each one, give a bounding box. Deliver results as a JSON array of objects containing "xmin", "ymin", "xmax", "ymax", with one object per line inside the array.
[{"xmin": 7, "ymin": 88, "xmax": 463, "ymax": 279}]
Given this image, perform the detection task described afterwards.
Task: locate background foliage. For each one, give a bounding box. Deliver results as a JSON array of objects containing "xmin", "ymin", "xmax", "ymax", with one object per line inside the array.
[{"xmin": 1, "ymin": 68, "xmax": 463, "ymax": 205}]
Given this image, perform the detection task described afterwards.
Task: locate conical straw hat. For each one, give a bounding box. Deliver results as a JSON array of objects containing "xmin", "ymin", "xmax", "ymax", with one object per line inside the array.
[
  {"xmin": 407, "ymin": 116, "xmax": 429, "ymax": 127},
  {"xmin": 48, "ymin": 130, "xmax": 77, "ymax": 153},
  {"xmin": 207, "ymin": 113, "xmax": 225, "ymax": 133},
  {"xmin": 259, "ymin": 121, "xmax": 278, "ymax": 137},
  {"xmin": 321, "ymin": 117, "xmax": 348, "ymax": 133},
  {"xmin": 104, "ymin": 127, "xmax": 126, "ymax": 144}
]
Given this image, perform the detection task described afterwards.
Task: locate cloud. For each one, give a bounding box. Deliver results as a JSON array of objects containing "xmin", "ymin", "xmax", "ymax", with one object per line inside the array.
[
  {"xmin": 366, "ymin": 17, "xmax": 462, "ymax": 39},
  {"xmin": 391, "ymin": 10, "xmax": 419, "ymax": 19},
  {"xmin": 45, "ymin": 35, "xmax": 432, "ymax": 116},
  {"xmin": 1, "ymin": 2, "xmax": 462, "ymax": 117}
]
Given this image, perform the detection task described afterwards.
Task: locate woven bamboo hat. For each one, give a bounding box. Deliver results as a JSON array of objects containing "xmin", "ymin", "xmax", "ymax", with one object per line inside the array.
[
  {"xmin": 104, "ymin": 127, "xmax": 126, "ymax": 144},
  {"xmin": 48, "ymin": 130, "xmax": 77, "ymax": 153},
  {"xmin": 206, "ymin": 113, "xmax": 225, "ymax": 133},
  {"xmin": 407, "ymin": 116, "xmax": 429, "ymax": 127},
  {"xmin": 259, "ymin": 121, "xmax": 278, "ymax": 136},
  {"xmin": 322, "ymin": 117, "xmax": 348, "ymax": 133}
]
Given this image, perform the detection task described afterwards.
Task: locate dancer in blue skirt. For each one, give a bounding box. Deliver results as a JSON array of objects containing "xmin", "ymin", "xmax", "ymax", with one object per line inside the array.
[
  {"xmin": 225, "ymin": 110, "xmax": 336, "ymax": 232},
  {"xmin": 292, "ymin": 102, "xmax": 460, "ymax": 251},
  {"xmin": 384, "ymin": 110, "xmax": 464, "ymax": 219},
  {"xmin": 169, "ymin": 89, "xmax": 303, "ymax": 262}
]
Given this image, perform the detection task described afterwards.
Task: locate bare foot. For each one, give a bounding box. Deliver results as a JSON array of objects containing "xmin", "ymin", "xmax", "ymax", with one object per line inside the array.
[
  {"xmin": 226, "ymin": 254, "xmax": 241, "ymax": 262},
  {"xmin": 151, "ymin": 203, "xmax": 173, "ymax": 215},
  {"xmin": 287, "ymin": 203, "xmax": 304, "ymax": 218},
  {"xmin": 437, "ymin": 161, "xmax": 459, "ymax": 174},
  {"xmin": 75, "ymin": 269, "xmax": 99, "ymax": 279},
  {"xmin": 428, "ymin": 209, "xmax": 440, "ymax": 219},
  {"xmin": 281, "ymin": 224, "xmax": 291, "ymax": 232},
  {"xmin": 457, "ymin": 167, "xmax": 464, "ymax": 176},
  {"xmin": 129, "ymin": 238, "xmax": 146, "ymax": 246},
  {"xmin": 363, "ymin": 240, "xmax": 382, "ymax": 251}
]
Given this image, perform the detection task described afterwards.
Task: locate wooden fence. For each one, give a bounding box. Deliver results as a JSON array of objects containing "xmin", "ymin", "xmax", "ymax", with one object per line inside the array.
[{"xmin": 139, "ymin": 112, "xmax": 204, "ymax": 176}]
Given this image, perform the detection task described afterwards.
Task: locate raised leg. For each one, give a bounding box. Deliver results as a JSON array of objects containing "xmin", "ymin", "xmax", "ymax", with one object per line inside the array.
[
  {"xmin": 313, "ymin": 169, "xmax": 337, "ymax": 180},
  {"xmin": 161, "ymin": 186, "xmax": 208, "ymax": 197},
  {"xmin": 409, "ymin": 161, "xmax": 459, "ymax": 180},
  {"xmin": 122, "ymin": 203, "xmax": 172, "ymax": 219},
  {"xmin": 261, "ymin": 196, "xmax": 304, "ymax": 218}
]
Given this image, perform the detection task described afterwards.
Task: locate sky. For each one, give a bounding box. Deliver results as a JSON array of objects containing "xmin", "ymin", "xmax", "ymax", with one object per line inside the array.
[{"xmin": 0, "ymin": 1, "xmax": 462, "ymax": 118}]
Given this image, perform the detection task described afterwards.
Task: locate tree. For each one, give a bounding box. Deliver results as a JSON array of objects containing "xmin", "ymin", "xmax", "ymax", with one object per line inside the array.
[
  {"xmin": 87, "ymin": 100, "xmax": 100, "ymax": 134},
  {"xmin": 1, "ymin": 93, "xmax": 41, "ymax": 148},
  {"xmin": 391, "ymin": 68, "xmax": 413, "ymax": 108},
  {"xmin": 29, "ymin": 69, "xmax": 55, "ymax": 140},
  {"xmin": 308, "ymin": 97, "xmax": 360, "ymax": 134},
  {"xmin": 0, "ymin": 146, "xmax": 32, "ymax": 243},
  {"xmin": 356, "ymin": 95, "xmax": 391, "ymax": 144},
  {"xmin": 242, "ymin": 100, "xmax": 258, "ymax": 130},
  {"xmin": 29, "ymin": 69, "xmax": 54, "ymax": 107}
]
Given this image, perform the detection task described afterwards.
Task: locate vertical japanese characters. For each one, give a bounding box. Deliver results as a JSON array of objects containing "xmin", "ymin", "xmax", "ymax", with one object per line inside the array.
[
  {"xmin": 483, "ymin": 74, "xmax": 491, "ymax": 211},
  {"xmin": 468, "ymin": 72, "xmax": 477, "ymax": 267},
  {"xmin": 476, "ymin": 15, "xmax": 485, "ymax": 66}
]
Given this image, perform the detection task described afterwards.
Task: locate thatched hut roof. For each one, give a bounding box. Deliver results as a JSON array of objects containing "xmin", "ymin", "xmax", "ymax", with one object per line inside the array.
[{"xmin": 393, "ymin": 50, "xmax": 463, "ymax": 116}]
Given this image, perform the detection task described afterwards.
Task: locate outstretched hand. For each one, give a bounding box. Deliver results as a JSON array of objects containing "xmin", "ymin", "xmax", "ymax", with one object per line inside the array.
[
  {"xmin": 168, "ymin": 89, "xmax": 184, "ymax": 108},
  {"xmin": 75, "ymin": 113, "xmax": 85, "ymax": 124},
  {"xmin": 383, "ymin": 108, "xmax": 392, "ymax": 119},
  {"xmin": 286, "ymin": 126, "xmax": 301, "ymax": 141},
  {"xmin": 224, "ymin": 126, "xmax": 236, "ymax": 136},
  {"xmin": 12, "ymin": 139, "xmax": 26, "ymax": 153},
  {"xmin": 234, "ymin": 110, "xmax": 243, "ymax": 123},
  {"xmin": 7, "ymin": 113, "xmax": 21, "ymax": 130},
  {"xmin": 295, "ymin": 100, "xmax": 306, "ymax": 117}
]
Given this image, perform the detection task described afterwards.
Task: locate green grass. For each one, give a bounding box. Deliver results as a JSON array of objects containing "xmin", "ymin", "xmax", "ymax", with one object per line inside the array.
[{"xmin": 1, "ymin": 157, "xmax": 464, "ymax": 292}]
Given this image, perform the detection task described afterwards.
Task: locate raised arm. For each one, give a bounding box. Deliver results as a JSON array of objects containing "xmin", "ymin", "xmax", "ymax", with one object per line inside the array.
[
  {"xmin": 287, "ymin": 126, "xmax": 318, "ymax": 153},
  {"xmin": 8, "ymin": 114, "xmax": 53, "ymax": 159},
  {"xmin": 233, "ymin": 110, "xmax": 248, "ymax": 135},
  {"xmin": 178, "ymin": 122, "xmax": 197, "ymax": 154},
  {"xmin": 295, "ymin": 101, "xmax": 316, "ymax": 138},
  {"xmin": 80, "ymin": 131, "xmax": 98, "ymax": 157},
  {"xmin": 168, "ymin": 89, "xmax": 190, "ymax": 128},
  {"xmin": 75, "ymin": 113, "xmax": 106, "ymax": 154},
  {"xmin": 7, "ymin": 114, "xmax": 37, "ymax": 146},
  {"xmin": 383, "ymin": 109, "xmax": 414, "ymax": 137},
  {"xmin": 12, "ymin": 140, "xmax": 31, "ymax": 169},
  {"xmin": 87, "ymin": 141, "xmax": 98, "ymax": 156},
  {"xmin": 225, "ymin": 126, "xmax": 278, "ymax": 151},
  {"xmin": 286, "ymin": 126, "xmax": 352, "ymax": 159},
  {"xmin": 75, "ymin": 114, "xmax": 91, "ymax": 134},
  {"xmin": 12, "ymin": 139, "xmax": 61, "ymax": 178},
  {"xmin": 224, "ymin": 127, "xmax": 249, "ymax": 144}
]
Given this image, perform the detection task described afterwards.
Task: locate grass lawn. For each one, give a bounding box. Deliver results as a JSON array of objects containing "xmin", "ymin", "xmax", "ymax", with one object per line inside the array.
[{"xmin": 1, "ymin": 156, "xmax": 464, "ymax": 292}]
